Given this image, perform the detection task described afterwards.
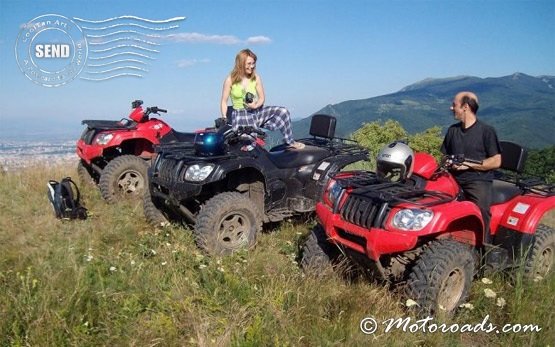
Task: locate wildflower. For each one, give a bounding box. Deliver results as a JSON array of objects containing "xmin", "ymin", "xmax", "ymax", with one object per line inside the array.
[
  {"xmin": 484, "ymin": 288, "xmax": 497, "ymax": 298},
  {"xmin": 166, "ymin": 242, "xmax": 171, "ymax": 247},
  {"xmin": 496, "ymin": 297, "xmax": 506, "ymax": 308},
  {"xmin": 459, "ymin": 303, "xmax": 475, "ymax": 310},
  {"xmin": 130, "ymin": 260, "xmax": 136, "ymax": 265},
  {"xmin": 109, "ymin": 266, "xmax": 117, "ymax": 272},
  {"xmin": 85, "ymin": 255, "xmax": 93, "ymax": 262},
  {"xmin": 481, "ymin": 277, "xmax": 493, "ymax": 285},
  {"xmin": 218, "ymin": 267, "xmax": 225, "ymax": 273},
  {"xmin": 161, "ymin": 261, "xmax": 167, "ymax": 266},
  {"xmin": 151, "ymin": 249, "xmax": 157, "ymax": 255},
  {"xmin": 199, "ymin": 264, "xmax": 207, "ymax": 269},
  {"xmin": 405, "ymin": 299, "xmax": 418, "ymax": 307}
]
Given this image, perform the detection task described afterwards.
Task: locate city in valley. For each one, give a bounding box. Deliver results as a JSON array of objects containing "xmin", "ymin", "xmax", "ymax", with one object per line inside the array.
[{"xmin": 0, "ymin": 140, "xmax": 76, "ymax": 171}]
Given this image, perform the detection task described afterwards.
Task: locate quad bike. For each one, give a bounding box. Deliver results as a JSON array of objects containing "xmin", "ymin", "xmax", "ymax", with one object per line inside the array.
[
  {"xmin": 144, "ymin": 114, "xmax": 369, "ymax": 255},
  {"xmin": 301, "ymin": 141, "xmax": 554, "ymax": 314},
  {"xmin": 76, "ymin": 100, "xmax": 195, "ymax": 203}
]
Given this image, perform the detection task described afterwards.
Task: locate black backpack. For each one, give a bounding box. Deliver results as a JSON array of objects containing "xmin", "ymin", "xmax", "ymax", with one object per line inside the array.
[{"xmin": 47, "ymin": 177, "xmax": 88, "ymax": 220}]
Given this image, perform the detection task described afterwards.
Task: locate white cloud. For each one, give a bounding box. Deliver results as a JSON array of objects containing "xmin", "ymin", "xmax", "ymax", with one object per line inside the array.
[
  {"xmin": 166, "ymin": 32, "xmax": 241, "ymax": 45},
  {"xmin": 166, "ymin": 32, "xmax": 271, "ymax": 45},
  {"xmin": 176, "ymin": 58, "xmax": 210, "ymax": 68},
  {"xmin": 245, "ymin": 36, "xmax": 272, "ymax": 45}
]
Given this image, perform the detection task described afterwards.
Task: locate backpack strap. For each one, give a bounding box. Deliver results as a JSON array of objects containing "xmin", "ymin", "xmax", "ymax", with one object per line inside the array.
[
  {"xmin": 61, "ymin": 177, "xmax": 80, "ymax": 208},
  {"xmin": 61, "ymin": 177, "xmax": 87, "ymax": 220}
]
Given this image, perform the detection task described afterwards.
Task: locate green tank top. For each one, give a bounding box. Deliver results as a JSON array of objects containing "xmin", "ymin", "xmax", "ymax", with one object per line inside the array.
[{"xmin": 230, "ymin": 78, "xmax": 257, "ymax": 110}]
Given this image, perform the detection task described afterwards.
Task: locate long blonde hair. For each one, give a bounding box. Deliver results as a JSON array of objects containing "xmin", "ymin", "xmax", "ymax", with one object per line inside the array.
[{"xmin": 230, "ymin": 49, "xmax": 257, "ymax": 84}]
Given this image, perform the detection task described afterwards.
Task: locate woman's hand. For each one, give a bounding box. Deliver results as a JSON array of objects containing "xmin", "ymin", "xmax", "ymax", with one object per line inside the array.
[{"xmin": 245, "ymin": 101, "xmax": 258, "ymax": 110}]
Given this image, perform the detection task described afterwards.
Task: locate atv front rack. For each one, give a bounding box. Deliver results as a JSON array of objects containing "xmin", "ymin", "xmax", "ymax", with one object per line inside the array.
[{"xmin": 333, "ymin": 171, "xmax": 455, "ymax": 229}]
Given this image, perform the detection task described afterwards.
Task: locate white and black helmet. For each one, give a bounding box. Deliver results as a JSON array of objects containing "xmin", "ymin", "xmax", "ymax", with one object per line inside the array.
[{"xmin": 376, "ymin": 141, "xmax": 414, "ymax": 182}]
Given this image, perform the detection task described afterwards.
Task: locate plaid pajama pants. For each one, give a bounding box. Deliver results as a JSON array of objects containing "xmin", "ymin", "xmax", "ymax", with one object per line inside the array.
[{"xmin": 231, "ymin": 106, "xmax": 295, "ymax": 145}]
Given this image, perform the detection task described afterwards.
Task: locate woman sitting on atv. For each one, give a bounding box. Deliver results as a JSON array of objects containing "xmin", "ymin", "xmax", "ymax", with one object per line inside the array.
[{"xmin": 220, "ymin": 48, "xmax": 305, "ymax": 150}]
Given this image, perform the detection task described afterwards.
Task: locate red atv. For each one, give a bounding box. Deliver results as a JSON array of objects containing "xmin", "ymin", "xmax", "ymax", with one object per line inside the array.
[
  {"xmin": 77, "ymin": 100, "xmax": 194, "ymax": 202},
  {"xmin": 301, "ymin": 141, "xmax": 554, "ymax": 314}
]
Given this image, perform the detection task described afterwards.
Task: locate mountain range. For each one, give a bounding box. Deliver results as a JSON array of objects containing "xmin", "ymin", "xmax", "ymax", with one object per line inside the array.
[{"xmin": 293, "ymin": 73, "xmax": 555, "ymax": 148}]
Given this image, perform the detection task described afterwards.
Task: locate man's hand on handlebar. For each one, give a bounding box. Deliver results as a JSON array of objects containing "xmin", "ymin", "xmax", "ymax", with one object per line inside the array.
[{"xmin": 444, "ymin": 155, "xmax": 483, "ymax": 171}]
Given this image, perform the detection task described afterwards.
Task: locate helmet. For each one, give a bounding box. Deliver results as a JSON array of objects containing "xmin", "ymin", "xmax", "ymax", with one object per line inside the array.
[
  {"xmin": 376, "ymin": 141, "xmax": 414, "ymax": 182},
  {"xmin": 194, "ymin": 131, "xmax": 226, "ymax": 156}
]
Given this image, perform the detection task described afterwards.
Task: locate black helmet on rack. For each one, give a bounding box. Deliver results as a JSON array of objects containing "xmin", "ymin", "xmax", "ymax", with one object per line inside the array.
[{"xmin": 376, "ymin": 141, "xmax": 414, "ymax": 182}]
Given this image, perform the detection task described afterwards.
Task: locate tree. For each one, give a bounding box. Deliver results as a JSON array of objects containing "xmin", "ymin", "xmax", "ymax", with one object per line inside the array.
[
  {"xmin": 525, "ymin": 146, "xmax": 555, "ymax": 183},
  {"xmin": 351, "ymin": 120, "xmax": 408, "ymax": 168},
  {"xmin": 409, "ymin": 126, "xmax": 444, "ymax": 160},
  {"xmin": 351, "ymin": 120, "xmax": 443, "ymax": 170}
]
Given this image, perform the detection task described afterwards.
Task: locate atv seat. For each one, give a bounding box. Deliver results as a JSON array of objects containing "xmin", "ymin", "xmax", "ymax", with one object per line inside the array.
[
  {"xmin": 267, "ymin": 145, "xmax": 332, "ymax": 169},
  {"xmin": 160, "ymin": 129, "xmax": 196, "ymax": 144},
  {"xmin": 81, "ymin": 119, "xmax": 137, "ymax": 130},
  {"xmin": 491, "ymin": 179, "xmax": 522, "ymax": 205}
]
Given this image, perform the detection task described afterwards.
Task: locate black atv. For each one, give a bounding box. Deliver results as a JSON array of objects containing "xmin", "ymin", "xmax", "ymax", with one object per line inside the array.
[{"xmin": 144, "ymin": 114, "xmax": 369, "ymax": 255}]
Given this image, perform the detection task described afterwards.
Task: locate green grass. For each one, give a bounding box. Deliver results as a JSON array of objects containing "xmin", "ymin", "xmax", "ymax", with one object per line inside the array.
[{"xmin": 0, "ymin": 164, "xmax": 553, "ymax": 346}]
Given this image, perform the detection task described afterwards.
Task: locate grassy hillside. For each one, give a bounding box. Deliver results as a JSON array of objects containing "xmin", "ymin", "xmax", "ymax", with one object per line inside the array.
[
  {"xmin": 1, "ymin": 164, "xmax": 554, "ymax": 346},
  {"xmin": 293, "ymin": 73, "xmax": 555, "ymax": 149}
]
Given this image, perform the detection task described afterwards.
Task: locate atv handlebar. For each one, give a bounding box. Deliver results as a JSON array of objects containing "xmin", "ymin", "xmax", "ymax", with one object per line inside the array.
[
  {"xmin": 237, "ymin": 126, "xmax": 266, "ymax": 138},
  {"xmin": 446, "ymin": 154, "xmax": 483, "ymax": 166},
  {"xmin": 440, "ymin": 155, "xmax": 483, "ymax": 172},
  {"xmin": 146, "ymin": 106, "xmax": 167, "ymax": 115}
]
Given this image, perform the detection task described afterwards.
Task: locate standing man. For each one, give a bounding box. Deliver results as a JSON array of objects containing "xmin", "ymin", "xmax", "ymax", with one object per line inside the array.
[{"xmin": 441, "ymin": 91, "xmax": 502, "ymax": 244}]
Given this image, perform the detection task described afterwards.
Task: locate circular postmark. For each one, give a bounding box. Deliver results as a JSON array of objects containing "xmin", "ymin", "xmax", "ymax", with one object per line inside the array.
[{"xmin": 15, "ymin": 14, "xmax": 88, "ymax": 87}]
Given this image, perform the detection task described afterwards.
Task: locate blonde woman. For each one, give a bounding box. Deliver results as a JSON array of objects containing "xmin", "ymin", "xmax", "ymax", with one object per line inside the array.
[{"xmin": 220, "ymin": 49, "xmax": 304, "ymax": 150}]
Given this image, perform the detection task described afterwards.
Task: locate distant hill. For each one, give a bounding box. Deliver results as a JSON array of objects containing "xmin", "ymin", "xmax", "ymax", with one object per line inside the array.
[{"xmin": 293, "ymin": 73, "xmax": 555, "ymax": 148}]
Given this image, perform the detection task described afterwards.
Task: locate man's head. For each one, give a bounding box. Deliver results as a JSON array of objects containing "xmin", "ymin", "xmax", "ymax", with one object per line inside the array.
[{"xmin": 451, "ymin": 91, "xmax": 479, "ymax": 121}]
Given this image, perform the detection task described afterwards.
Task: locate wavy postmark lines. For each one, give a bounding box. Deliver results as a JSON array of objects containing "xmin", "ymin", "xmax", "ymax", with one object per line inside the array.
[
  {"xmin": 15, "ymin": 14, "xmax": 185, "ymax": 86},
  {"xmin": 75, "ymin": 15, "xmax": 184, "ymax": 81}
]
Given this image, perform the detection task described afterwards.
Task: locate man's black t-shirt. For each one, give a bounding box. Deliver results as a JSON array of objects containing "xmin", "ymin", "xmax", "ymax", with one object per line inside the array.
[{"xmin": 440, "ymin": 119, "xmax": 501, "ymax": 182}]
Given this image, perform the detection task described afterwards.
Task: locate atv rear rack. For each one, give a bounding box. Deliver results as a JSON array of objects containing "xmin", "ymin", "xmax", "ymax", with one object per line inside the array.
[
  {"xmin": 495, "ymin": 171, "xmax": 554, "ymax": 196},
  {"xmin": 299, "ymin": 137, "xmax": 369, "ymax": 156}
]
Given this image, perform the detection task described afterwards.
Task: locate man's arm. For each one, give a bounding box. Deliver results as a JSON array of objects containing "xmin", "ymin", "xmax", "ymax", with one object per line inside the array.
[{"xmin": 464, "ymin": 153, "xmax": 501, "ymax": 171}]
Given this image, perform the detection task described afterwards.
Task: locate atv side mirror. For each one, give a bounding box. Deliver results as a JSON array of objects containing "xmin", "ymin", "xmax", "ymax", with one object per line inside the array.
[{"xmin": 310, "ymin": 114, "xmax": 336, "ymax": 139}]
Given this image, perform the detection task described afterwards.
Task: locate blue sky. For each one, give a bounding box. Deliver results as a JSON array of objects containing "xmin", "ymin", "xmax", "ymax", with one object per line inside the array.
[{"xmin": 0, "ymin": 0, "xmax": 554, "ymax": 139}]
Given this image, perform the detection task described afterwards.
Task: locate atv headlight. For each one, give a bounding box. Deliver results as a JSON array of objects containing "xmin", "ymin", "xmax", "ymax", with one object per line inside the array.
[
  {"xmin": 392, "ymin": 209, "xmax": 433, "ymax": 231},
  {"xmin": 184, "ymin": 164, "xmax": 214, "ymax": 182},
  {"xmin": 95, "ymin": 133, "xmax": 114, "ymax": 145},
  {"xmin": 326, "ymin": 180, "xmax": 342, "ymax": 206}
]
